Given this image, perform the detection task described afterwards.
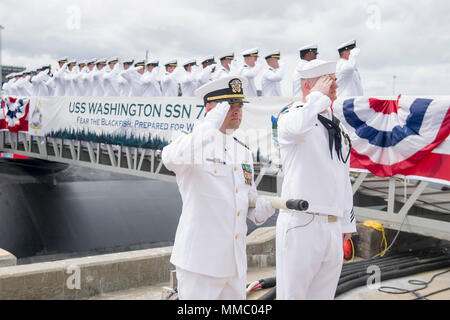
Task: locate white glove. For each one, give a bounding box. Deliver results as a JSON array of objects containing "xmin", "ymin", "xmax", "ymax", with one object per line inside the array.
[
  {"xmin": 254, "ymin": 197, "xmax": 275, "ymax": 224},
  {"xmin": 204, "ymin": 101, "xmax": 230, "ymax": 129}
]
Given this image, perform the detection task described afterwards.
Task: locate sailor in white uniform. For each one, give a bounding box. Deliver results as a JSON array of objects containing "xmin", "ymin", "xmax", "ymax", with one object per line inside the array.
[
  {"xmin": 15, "ymin": 70, "xmax": 34, "ymax": 96},
  {"xmin": 292, "ymin": 44, "xmax": 318, "ymax": 98},
  {"xmin": 336, "ymin": 40, "xmax": 363, "ymax": 97},
  {"xmin": 161, "ymin": 59, "xmax": 180, "ymax": 97},
  {"xmin": 117, "ymin": 58, "xmax": 134, "ymax": 96},
  {"xmin": 238, "ymin": 48, "xmax": 263, "ymax": 97},
  {"xmin": 276, "ymin": 59, "xmax": 356, "ymax": 300},
  {"xmin": 91, "ymin": 58, "xmax": 107, "ymax": 96},
  {"xmin": 64, "ymin": 60, "xmax": 79, "ymax": 96},
  {"xmin": 196, "ymin": 56, "xmax": 216, "ymax": 87},
  {"xmin": 103, "ymin": 57, "xmax": 121, "ymax": 96},
  {"xmin": 31, "ymin": 66, "xmax": 51, "ymax": 96},
  {"xmin": 74, "ymin": 61, "xmax": 88, "ymax": 96},
  {"xmin": 1, "ymin": 73, "xmax": 16, "ymax": 96},
  {"xmin": 142, "ymin": 59, "xmax": 162, "ymax": 96},
  {"xmin": 7, "ymin": 73, "xmax": 21, "ymax": 96},
  {"xmin": 212, "ymin": 53, "xmax": 235, "ymax": 81},
  {"xmin": 81, "ymin": 58, "xmax": 97, "ymax": 96},
  {"xmin": 261, "ymin": 50, "xmax": 284, "ymax": 96},
  {"xmin": 162, "ymin": 75, "xmax": 275, "ymax": 300},
  {"xmin": 180, "ymin": 58, "xmax": 198, "ymax": 96},
  {"xmin": 121, "ymin": 60, "xmax": 147, "ymax": 96},
  {"xmin": 46, "ymin": 57, "xmax": 68, "ymax": 96}
]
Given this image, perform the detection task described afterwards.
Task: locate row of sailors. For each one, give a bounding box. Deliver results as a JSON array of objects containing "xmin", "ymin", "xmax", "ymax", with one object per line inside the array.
[{"xmin": 2, "ymin": 40, "xmax": 363, "ymax": 98}]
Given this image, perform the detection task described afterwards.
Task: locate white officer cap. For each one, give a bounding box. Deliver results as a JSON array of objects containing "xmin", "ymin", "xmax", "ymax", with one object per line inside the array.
[
  {"xmin": 299, "ymin": 59, "xmax": 336, "ymax": 79},
  {"xmin": 67, "ymin": 59, "xmax": 77, "ymax": 67},
  {"xmin": 242, "ymin": 48, "xmax": 259, "ymax": 57},
  {"xmin": 87, "ymin": 58, "xmax": 97, "ymax": 65},
  {"xmin": 201, "ymin": 55, "xmax": 215, "ymax": 64},
  {"xmin": 135, "ymin": 60, "xmax": 146, "ymax": 67},
  {"xmin": 183, "ymin": 58, "xmax": 197, "ymax": 67},
  {"xmin": 57, "ymin": 56, "xmax": 68, "ymax": 63},
  {"xmin": 107, "ymin": 56, "xmax": 120, "ymax": 64},
  {"xmin": 219, "ymin": 52, "xmax": 235, "ymax": 61},
  {"xmin": 78, "ymin": 60, "xmax": 87, "ymax": 66},
  {"xmin": 164, "ymin": 59, "xmax": 178, "ymax": 67},
  {"xmin": 146, "ymin": 58, "xmax": 159, "ymax": 66},
  {"xmin": 337, "ymin": 39, "xmax": 356, "ymax": 52},
  {"xmin": 123, "ymin": 58, "xmax": 134, "ymax": 64},
  {"xmin": 195, "ymin": 75, "xmax": 249, "ymax": 105},
  {"xmin": 299, "ymin": 44, "xmax": 318, "ymax": 55},
  {"xmin": 265, "ymin": 50, "xmax": 281, "ymax": 59},
  {"xmin": 6, "ymin": 73, "xmax": 15, "ymax": 79},
  {"xmin": 96, "ymin": 58, "xmax": 107, "ymax": 66}
]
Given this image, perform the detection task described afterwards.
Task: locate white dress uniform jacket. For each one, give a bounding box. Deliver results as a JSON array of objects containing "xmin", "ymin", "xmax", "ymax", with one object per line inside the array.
[
  {"xmin": 238, "ymin": 63, "xmax": 263, "ymax": 97},
  {"xmin": 292, "ymin": 59, "xmax": 308, "ymax": 98},
  {"xmin": 196, "ymin": 64, "xmax": 215, "ymax": 87},
  {"xmin": 161, "ymin": 71, "xmax": 179, "ymax": 96},
  {"xmin": 31, "ymin": 71, "xmax": 51, "ymax": 96},
  {"xmin": 212, "ymin": 65, "xmax": 231, "ymax": 81},
  {"xmin": 102, "ymin": 65, "xmax": 121, "ymax": 96},
  {"xmin": 16, "ymin": 76, "xmax": 33, "ymax": 96},
  {"xmin": 261, "ymin": 66, "xmax": 284, "ymax": 96},
  {"xmin": 121, "ymin": 67, "xmax": 146, "ymax": 97},
  {"xmin": 162, "ymin": 121, "xmax": 265, "ymax": 278},
  {"xmin": 336, "ymin": 48, "xmax": 363, "ymax": 97},
  {"xmin": 141, "ymin": 68, "xmax": 162, "ymax": 96},
  {"xmin": 180, "ymin": 70, "xmax": 198, "ymax": 97},
  {"xmin": 277, "ymin": 91, "xmax": 355, "ymax": 227},
  {"xmin": 91, "ymin": 69, "xmax": 105, "ymax": 97},
  {"xmin": 276, "ymin": 91, "xmax": 356, "ymax": 300}
]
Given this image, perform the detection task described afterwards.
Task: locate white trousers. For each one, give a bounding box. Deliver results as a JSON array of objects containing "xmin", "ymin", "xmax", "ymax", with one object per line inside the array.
[
  {"xmin": 276, "ymin": 211, "xmax": 343, "ymax": 300},
  {"xmin": 176, "ymin": 267, "xmax": 246, "ymax": 300}
]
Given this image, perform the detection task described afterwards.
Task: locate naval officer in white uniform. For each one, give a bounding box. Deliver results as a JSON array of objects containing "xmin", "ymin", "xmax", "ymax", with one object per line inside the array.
[
  {"xmin": 238, "ymin": 48, "xmax": 263, "ymax": 96},
  {"xmin": 336, "ymin": 39, "xmax": 363, "ymax": 97},
  {"xmin": 212, "ymin": 53, "xmax": 235, "ymax": 81},
  {"xmin": 261, "ymin": 50, "xmax": 284, "ymax": 96},
  {"xmin": 276, "ymin": 59, "xmax": 356, "ymax": 300},
  {"xmin": 180, "ymin": 58, "xmax": 198, "ymax": 96},
  {"xmin": 292, "ymin": 44, "xmax": 318, "ymax": 98},
  {"xmin": 162, "ymin": 76, "xmax": 275, "ymax": 300},
  {"xmin": 161, "ymin": 59, "xmax": 180, "ymax": 96}
]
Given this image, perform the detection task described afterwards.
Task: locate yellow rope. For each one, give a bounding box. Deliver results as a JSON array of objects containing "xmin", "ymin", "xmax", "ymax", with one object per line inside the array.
[{"xmin": 363, "ymin": 220, "xmax": 388, "ymax": 257}]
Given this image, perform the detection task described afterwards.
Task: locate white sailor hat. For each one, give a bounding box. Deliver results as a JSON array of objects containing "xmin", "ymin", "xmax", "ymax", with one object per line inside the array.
[
  {"xmin": 164, "ymin": 59, "xmax": 178, "ymax": 67},
  {"xmin": 123, "ymin": 58, "xmax": 134, "ymax": 65},
  {"xmin": 337, "ymin": 39, "xmax": 356, "ymax": 52},
  {"xmin": 201, "ymin": 55, "xmax": 216, "ymax": 64},
  {"xmin": 107, "ymin": 56, "xmax": 120, "ymax": 64},
  {"xmin": 146, "ymin": 58, "xmax": 159, "ymax": 67},
  {"xmin": 183, "ymin": 58, "xmax": 197, "ymax": 67},
  {"xmin": 242, "ymin": 48, "xmax": 259, "ymax": 57},
  {"xmin": 135, "ymin": 60, "xmax": 146, "ymax": 67},
  {"xmin": 219, "ymin": 52, "xmax": 235, "ymax": 61},
  {"xmin": 195, "ymin": 75, "xmax": 249, "ymax": 105},
  {"xmin": 78, "ymin": 60, "xmax": 87, "ymax": 67},
  {"xmin": 67, "ymin": 59, "xmax": 77, "ymax": 67},
  {"xmin": 6, "ymin": 73, "xmax": 15, "ymax": 80},
  {"xmin": 299, "ymin": 44, "xmax": 318, "ymax": 55},
  {"xmin": 57, "ymin": 56, "xmax": 68, "ymax": 63},
  {"xmin": 96, "ymin": 58, "xmax": 107, "ymax": 66},
  {"xmin": 265, "ymin": 50, "xmax": 281, "ymax": 59},
  {"xmin": 87, "ymin": 58, "xmax": 97, "ymax": 65},
  {"xmin": 299, "ymin": 59, "xmax": 336, "ymax": 79}
]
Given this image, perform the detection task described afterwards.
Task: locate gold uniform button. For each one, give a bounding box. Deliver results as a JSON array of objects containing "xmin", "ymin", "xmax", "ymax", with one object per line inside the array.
[
  {"xmin": 234, "ymin": 167, "xmax": 237, "ymax": 172},
  {"xmin": 235, "ymin": 234, "xmax": 239, "ymax": 240},
  {"xmin": 214, "ymin": 170, "xmax": 217, "ymax": 174},
  {"xmin": 236, "ymin": 188, "xmax": 239, "ymax": 193},
  {"xmin": 237, "ymin": 211, "xmax": 240, "ymax": 217}
]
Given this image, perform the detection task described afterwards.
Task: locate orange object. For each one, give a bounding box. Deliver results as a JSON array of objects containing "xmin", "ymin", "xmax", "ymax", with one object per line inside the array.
[{"xmin": 343, "ymin": 239, "xmax": 354, "ymax": 261}]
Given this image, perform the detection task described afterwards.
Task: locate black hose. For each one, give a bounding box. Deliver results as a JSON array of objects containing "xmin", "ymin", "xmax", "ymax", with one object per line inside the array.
[
  {"xmin": 259, "ymin": 287, "xmax": 276, "ymax": 300},
  {"xmin": 335, "ymin": 259, "xmax": 450, "ymax": 296}
]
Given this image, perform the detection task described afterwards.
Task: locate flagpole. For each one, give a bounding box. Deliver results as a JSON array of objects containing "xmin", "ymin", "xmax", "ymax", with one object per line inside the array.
[{"xmin": 0, "ymin": 25, "xmax": 4, "ymax": 97}]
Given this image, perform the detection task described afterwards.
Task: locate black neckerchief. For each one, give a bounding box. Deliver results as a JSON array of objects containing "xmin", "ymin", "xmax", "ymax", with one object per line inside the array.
[{"xmin": 317, "ymin": 113, "xmax": 351, "ymax": 163}]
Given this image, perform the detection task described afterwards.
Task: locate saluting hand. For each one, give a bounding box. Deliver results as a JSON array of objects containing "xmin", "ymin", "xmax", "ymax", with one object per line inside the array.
[
  {"xmin": 311, "ymin": 75, "xmax": 333, "ymax": 96},
  {"xmin": 204, "ymin": 102, "xmax": 230, "ymax": 129}
]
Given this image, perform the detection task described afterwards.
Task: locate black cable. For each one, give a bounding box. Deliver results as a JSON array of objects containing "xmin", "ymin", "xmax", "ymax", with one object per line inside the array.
[{"xmin": 378, "ymin": 269, "xmax": 450, "ymax": 299}]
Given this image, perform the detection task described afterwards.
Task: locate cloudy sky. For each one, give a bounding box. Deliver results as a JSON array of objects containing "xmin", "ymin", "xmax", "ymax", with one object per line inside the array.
[{"xmin": 1, "ymin": 0, "xmax": 449, "ymax": 96}]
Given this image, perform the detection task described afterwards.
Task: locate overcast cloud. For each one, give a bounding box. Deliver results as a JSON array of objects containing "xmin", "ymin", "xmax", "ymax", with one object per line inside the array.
[{"xmin": 1, "ymin": 0, "xmax": 449, "ymax": 96}]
